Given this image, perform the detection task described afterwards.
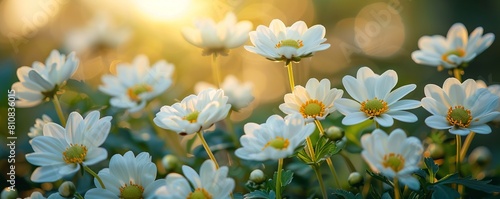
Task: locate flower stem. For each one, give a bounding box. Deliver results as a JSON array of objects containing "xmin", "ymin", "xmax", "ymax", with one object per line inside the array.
[
  {"xmin": 52, "ymin": 95, "xmax": 66, "ymax": 126},
  {"xmin": 286, "ymin": 61, "xmax": 295, "ymax": 91},
  {"xmin": 212, "ymin": 53, "xmax": 221, "ymax": 87},
  {"xmin": 75, "ymin": 193, "xmax": 84, "ymax": 199},
  {"xmin": 197, "ymin": 131, "xmax": 220, "ymax": 169},
  {"xmin": 393, "ymin": 177, "xmax": 401, "ymax": 199},
  {"xmin": 452, "ymin": 68, "xmax": 463, "ymax": 82},
  {"xmin": 340, "ymin": 151, "xmax": 356, "ymax": 173},
  {"xmin": 373, "ymin": 120, "xmax": 380, "ymax": 129},
  {"xmin": 276, "ymin": 158, "xmax": 284, "ymax": 199},
  {"xmin": 460, "ymin": 132, "xmax": 475, "ymax": 161},
  {"xmin": 314, "ymin": 120, "xmax": 341, "ymax": 187},
  {"xmin": 456, "ymin": 134, "xmax": 463, "ymax": 197},
  {"xmin": 82, "ymin": 164, "xmax": 105, "ymax": 189},
  {"xmin": 313, "ymin": 165, "xmax": 328, "ymax": 199}
]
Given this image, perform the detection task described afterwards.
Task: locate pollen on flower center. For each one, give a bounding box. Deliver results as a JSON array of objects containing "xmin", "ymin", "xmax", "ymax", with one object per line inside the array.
[
  {"xmin": 127, "ymin": 84, "xmax": 153, "ymax": 102},
  {"xmin": 382, "ymin": 153, "xmax": 405, "ymax": 172},
  {"xmin": 263, "ymin": 136, "xmax": 290, "ymax": 150},
  {"xmin": 300, "ymin": 99, "xmax": 326, "ymax": 118},
  {"xmin": 441, "ymin": 48, "xmax": 465, "ymax": 63},
  {"xmin": 446, "ymin": 106, "xmax": 472, "ymax": 128},
  {"xmin": 120, "ymin": 181, "xmax": 144, "ymax": 199},
  {"xmin": 184, "ymin": 111, "xmax": 200, "ymax": 123},
  {"xmin": 360, "ymin": 98, "xmax": 388, "ymax": 118},
  {"xmin": 187, "ymin": 188, "xmax": 212, "ymax": 199},
  {"xmin": 62, "ymin": 144, "xmax": 88, "ymax": 164},
  {"xmin": 275, "ymin": 39, "xmax": 304, "ymax": 49}
]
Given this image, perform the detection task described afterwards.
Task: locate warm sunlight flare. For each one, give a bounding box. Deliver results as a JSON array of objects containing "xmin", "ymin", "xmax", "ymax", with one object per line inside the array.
[{"xmin": 133, "ymin": 0, "xmax": 191, "ymax": 21}]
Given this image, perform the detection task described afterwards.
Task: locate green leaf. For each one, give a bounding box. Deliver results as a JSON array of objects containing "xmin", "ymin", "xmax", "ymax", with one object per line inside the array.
[
  {"xmin": 424, "ymin": 157, "xmax": 439, "ymax": 176},
  {"xmin": 331, "ymin": 189, "xmax": 363, "ymax": 199},
  {"xmin": 244, "ymin": 190, "xmax": 272, "ymax": 199},
  {"xmin": 429, "ymin": 184, "xmax": 459, "ymax": 199},
  {"xmin": 265, "ymin": 169, "xmax": 294, "ymax": 193},
  {"xmin": 366, "ymin": 170, "xmax": 394, "ymax": 187},
  {"xmin": 435, "ymin": 173, "xmax": 500, "ymax": 193},
  {"xmin": 314, "ymin": 136, "xmax": 340, "ymax": 163},
  {"xmin": 296, "ymin": 148, "xmax": 314, "ymax": 165}
]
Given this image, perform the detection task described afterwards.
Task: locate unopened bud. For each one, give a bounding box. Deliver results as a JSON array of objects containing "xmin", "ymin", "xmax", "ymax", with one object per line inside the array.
[
  {"xmin": 162, "ymin": 154, "xmax": 180, "ymax": 171},
  {"xmin": 1, "ymin": 188, "xmax": 18, "ymax": 199},
  {"xmin": 468, "ymin": 146, "xmax": 492, "ymax": 168},
  {"xmin": 325, "ymin": 126, "xmax": 344, "ymax": 142},
  {"xmin": 249, "ymin": 169, "xmax": 266, "ymax": 184},
  {"xmin": 58, "ymin": 181, "xmax": 76, "ymax": 197},
  {"xmin": 348, "ymin": 172, "xmax": 364, "ymax": 187}
]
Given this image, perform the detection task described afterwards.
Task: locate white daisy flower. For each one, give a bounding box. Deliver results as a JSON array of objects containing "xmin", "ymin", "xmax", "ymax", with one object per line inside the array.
[
  {"xmin": 235, "ymin": 113, "xmax": 315, "ymax": 161},
  {"xmin": 361, "ymin": 128, "xmax": 423, "ymax": 190},
  {"xmin": 11, "ymin": 49, "xmax": 79, "ymax": 108},
  {"xmin": 25, "ymin": 111, "xmax": 111, "ymax": 182},
  {"xmin": 421, "ymin": 78, "xmax": 500, "ymax": 135},
  {"xmin": 411, "ymin": 23, "xmax": 494, "ymax": 69},
  {"xmin": 152, "ymin": 159, "xmax": 234, "ymax": 199},
  {"xmin": 99, "ymin": 54, "xmax": 174, "ymax": 113},
  {"xmin": 477, "ymin": 80, "xmax": 500, "ymax": 122},
  {"xmin": 28, "ymin": 114, "xmax": 52, "ymax": 138},
  {"xmin": 182, "ymin": 12, "xmax": 252, "ymax": 56},
  {"xmin": 279, "ymin": 78, "xmax": 343, "ymax": 122},
  {"xmin": 194, "ymin": 75, "xmax": 254, "ymax": 111},
  {"xmin": 85, "ymin": 151, "xmax": 165, "ymax": 199},
  {"xmin": 334, "ymin": 67, "xmax": 420, "ymax": 127},
  {"xmin": 153, "ymin": 88, "xmax": 231, "ymax": 136},
  {"xmin": 244, "ymin": 19, "xmax": 330, "ymax": 63}
]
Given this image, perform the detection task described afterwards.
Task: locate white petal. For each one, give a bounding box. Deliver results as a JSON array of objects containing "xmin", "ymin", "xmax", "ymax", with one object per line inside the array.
[
  {"xmin": 85, "ymin": 188, "xmax": 119, "ymax": 199},
  {"xmin": 375, "ymin": 114, "xmax": 394, "ymax": 127},
  {"xmin": 388, "ymin": 111, "xmax": 418, "ymax": 123},
  {"xmin": 424, "ymin": 115, "xmax": 450, "ymax": 129},
  {"xmin": 334, "ymin": 98, "xmax": 361, "ymax": 115},
  {"xmin": 469, "ymin": 124, "xmax": 492, "ymax": 134},
  {"xmin": 342, "ymin": 112, "xmax": 369, "ymax": 125},
  {"xmin": 30, "ymin": 165, "xmax": 64, "ymax": 182}
]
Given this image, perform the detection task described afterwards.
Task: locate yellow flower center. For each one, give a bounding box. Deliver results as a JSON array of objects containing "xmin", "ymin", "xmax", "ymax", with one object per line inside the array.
[
  {"xmin": 446, "ymin": 106, "xmax": 472, "ymax": 128},
  {"xmin": 127, "ymin": 84, "xmax": 153, "ymax": 102},
  {"xmin": 360, "ymin": 98, "xmax": 388, "ymax": 118},
  {"xmin": 300, "ymin": 99, "xmax": 326, "ymax": 118},
  {"xmin": 120, "ymin": 181, "xmax": 144, "ymax": 199},
  {"xmin": 275, "ymin": 39, "xmax": 304, "ymax": 49},
  {"xmin": 187, "ymin": 188, "xmax": 212, "ymax": 199},
  {"xmin": 263, "ymin": 137, "xmax": 290, "ymax": 150},
  {"xmin": 382, "ymin": 153, "xmax": 405, "ymax": 172},
  {"xmin": 441, "ymin": 48, "xmax": 465, "ymax": 63},
  {"xmin": 62, "ymin": 144, "xmax": 88, "ymax": 164},
  {"xmin": 184, "ymin": 111, "xmax": 200, "ymax": 123}
]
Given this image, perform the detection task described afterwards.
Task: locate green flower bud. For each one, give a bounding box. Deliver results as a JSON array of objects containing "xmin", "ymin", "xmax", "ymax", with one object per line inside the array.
[
  {"xmin": 249, "ymin": 169, "xmax": 266, "ymax": 184},
  {"xmin": 162, "ymin": 154, "xmax": 180, "ymax": 171},
  {"xmin": 1, "ymin": 188, "xmax": 18, "ymax": 199},
  {"xmin": 468, "ymin": 146, "xmax": 492, "ymax": 168},
  {"xmin": 58, "ymin": 181, "xmax": 76, "ymax": 197},
  {"xmin": 348, "ymin": 172, "xmax": 364, "ymax": 187},
  {"xmin": 325, "ymin": 126, "xmax": 344, "ymax": 142}
]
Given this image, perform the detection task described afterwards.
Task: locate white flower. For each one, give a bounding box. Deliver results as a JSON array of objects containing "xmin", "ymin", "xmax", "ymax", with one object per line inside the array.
[
  {"xmin": 25, "ymin": 111, "xmax": 111, "ymax": 182},
  {"xmin": 152, "ymin": 159, "xmax": 234, "ymax": 199},
  {"xmin": 12, "ymin": 50, "xmax": 79, "ymax": 107},
  {"xmin": 361, "ymin": 129, "xmax": 423, "ymax": 190},
  {"xmin": 477, "ymin": 80, "xmax": 500, "ymax": 122},
  {"xmin": 244, "ymin": 19, "xmax": 330, "ymax": 63},
  {"xmin": 334, "ymin": 67, "xmax": 420, "ymax": 127},
  {"xmin": 279, "ymin": 78, "xmax": 343, "ymax": 122},
  {"xmin": 85, "ymin": 151, "xmax": 165, "ymax": 199},
  {"xmin": 194, "ymin": 75, "xmax": 254, "ymax": 111},
  {"xmin": 64, "ymin": 13, "xmax": 130, "ymax": 53},
  {"xmin": 235, "ymin": 114, "xmax": 315, "ymax": 161},
  {"xmin": 421, "ymin": 78, "xmax": 500, "ymax": 135},
  {"xmin": 28, "ymin": 114, "xmax": 52, "ymax": 138},
  {"xmin": 99, "ymin": 54, "xmax": 174, "ymax": 113},
  {"xmin": 182, "ymin": 12, "xmax": 252, "ymax": 56},
  {"xmin": 411, "ymin": 23, "xmax": 494, "ymax": 69},
  {"xmin": 154, "ymin": 88, "xmax": 231, "ymax": 136}
]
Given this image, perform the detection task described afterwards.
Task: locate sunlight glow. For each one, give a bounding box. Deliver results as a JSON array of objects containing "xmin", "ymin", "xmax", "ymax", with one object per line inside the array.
[{"xmin": 133, "ymin": 0, "xmax": 191, "ymax": 21}]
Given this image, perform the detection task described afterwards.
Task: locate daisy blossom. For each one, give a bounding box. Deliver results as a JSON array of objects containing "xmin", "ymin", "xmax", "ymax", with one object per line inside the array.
[
  {"xmin": 154, "ymin": 88, "xmax": 231, "ymax": 135},
  {"xmin": 99, "ymin": 54, "xmax": 174, "ymax": 113},
  {"xmin": 235, "ymin": 113, "xmax": 315, "ymax": 161},
  {"xmin": 182, "ymin": 12, "xmax": 252, "ymax": 56},
  {"xmin": 477, "ymin": 80, "xmax": 500, "ymax": 122},
  {"xmin": 279, "ymin": 78, "xmax": 343, "ymax": 122},
  {"xmin": 28, "ymin": 114, "xmax": 52, "ymax": 138},
  {"xmin": 361, "ymin": 129, "xmax": 423, "ymax": 190},
  {"xmin": 412, "ymin": 23, "xmax": 494, "ymax": 70},
  {"xmin": 334, "ymin": 67, "xmax": 420, "ymax": 127},
  {"xmin": 85, "ymin": 151, "xmax": 165, "ymax": 199},
  {"xmin": 194, "ymin": 75, "xmax": 254, "ymax": 111},
  {"xmin": 152, "ymin": 159, "xmax": 234, "ymax": 199},
  {"xmin": 244, "ymin": 19, "xmax": 330, "ymax": 63},
  {"xmin": 25, "ymin": 111, "xmax": 111, "ymax": 182},
  {"xmin": 12, "ymin": 49, "xmax": 79, "ymax": 107},
  {"xmin": 421, "ymin": 78, "xmax": 500, "ymax": 135}
]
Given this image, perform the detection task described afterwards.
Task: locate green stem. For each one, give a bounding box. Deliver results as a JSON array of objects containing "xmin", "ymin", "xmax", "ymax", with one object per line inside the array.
[
  {"xmin": 197, "ymin": 131, "xmax": 220, "ymax": 169},
  {"xmin": 456, "ymin": 135, "xmax": 463, "ymax": 197},
  {"xmin": 75, "ymin": 193, "xmax": 84, "ymax": 199},
  {"xmin": 460, "ymin": 132, "xmax": 475, "ymax": 161},
  {"xmin": 212, "ymin": 53, "xmax": 221, "ymax": 87},
  {"xmin": 340, "ymin": 152, "xmax": 356, "ymax": 173},
  {"xmin": 286, "ymin": 61, "xmax": 295, "ymax": 91},
  {"xmin": 453, "ymin": 68, "xmax": 463, "ymax": 82},
  {"xmin": 313, "ymin": 165, "xmax": 328, "ymax": 199},
  {"xmin": 314, "ymin": 120, "xmax": 341, "ymax": 187},
  {"xmin": 374, "ymin": 120, "xmax": 380, "ymax": 129},
  {"xmin": 52, "ymin": 95, "xmax": 66, "ymax": 126},
  {"xmin": 276, "ymin": 158, "xmax": 284, "ymax": 199},
  {"xmin": 393, "ymin": 177, "xmax": 401, "ymax": 199},
  {"xmin": 83, "ymin": 164, "xmax": 105, "ymax": 189}
]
